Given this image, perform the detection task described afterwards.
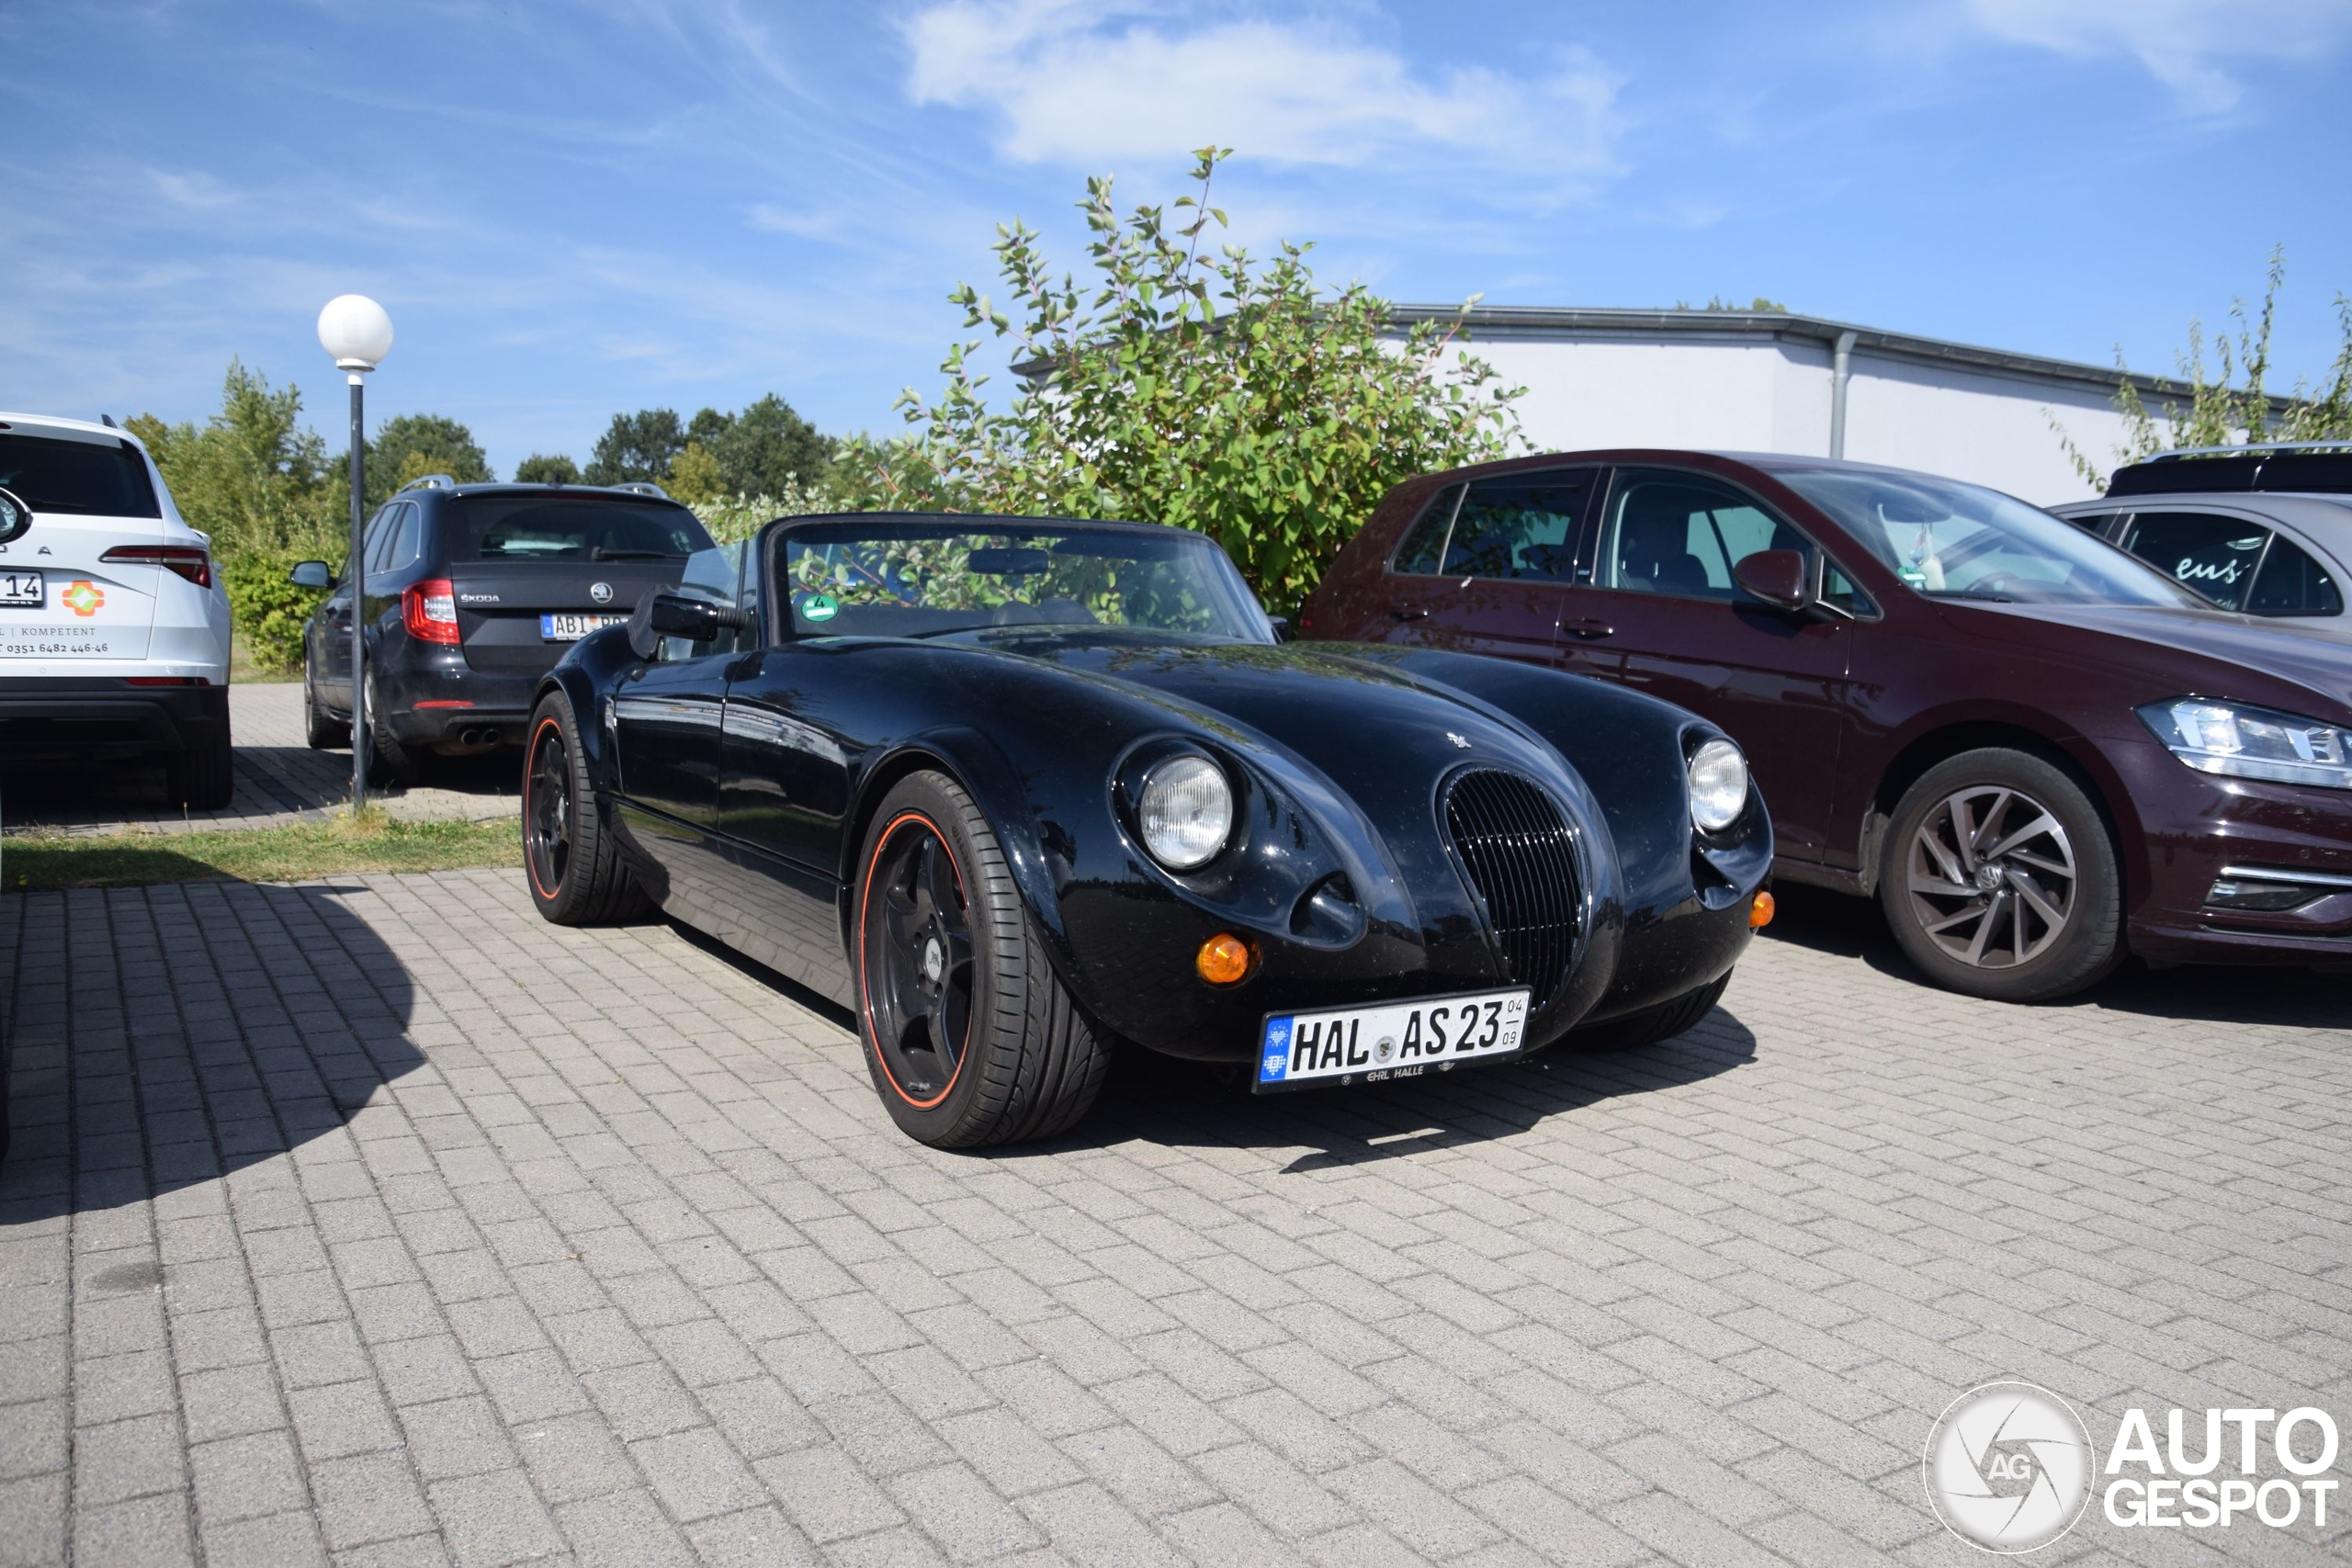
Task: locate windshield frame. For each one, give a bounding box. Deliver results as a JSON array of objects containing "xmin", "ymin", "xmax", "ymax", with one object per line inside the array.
[
  {"xmin": 763, "ymin": 513, "xmax": 1276, "ymax": 646},
  {"xmin": 1764, "ymin": 464, "xmax": 2209, "ymax": 611}
]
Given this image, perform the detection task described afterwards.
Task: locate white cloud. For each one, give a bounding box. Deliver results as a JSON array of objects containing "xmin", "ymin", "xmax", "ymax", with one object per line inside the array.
[
  {"xmin": 1963, "ymin": 0, "xmax": 2352, "ymax": 113},
  {"xmin": 900, "ymin": 1, "xmax": 1623, "ymax": 186}
]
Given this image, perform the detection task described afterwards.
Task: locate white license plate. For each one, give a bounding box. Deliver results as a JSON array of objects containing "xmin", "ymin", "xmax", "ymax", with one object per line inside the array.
[
  {"xmin": 1255, "ymin": 987, "xmax": 1531, "ymax": 1093},
  {"xmin": 0, "ymin": 570, "xmax": 41, "ymax": 607},
  {"xmin": 541, "ymin": 613, "xmax": 628, "ymax": 641}
]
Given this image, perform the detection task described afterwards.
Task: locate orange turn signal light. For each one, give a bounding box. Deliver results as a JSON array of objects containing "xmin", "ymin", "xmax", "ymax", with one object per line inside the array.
[
  {"xmin": 1749, "ymin": 890, "xmax": 1776, "ymax": 930},
  {"xmin": 1196, "ymin": 932, "xmax": 1256, "ymax": 987}
]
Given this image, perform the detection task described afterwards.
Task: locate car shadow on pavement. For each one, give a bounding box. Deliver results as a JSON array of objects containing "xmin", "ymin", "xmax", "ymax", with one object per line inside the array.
[
  {"xmin": 0, "ymin": 880, "xmax": 423, "ymax": 1222},
  {"xmin": 1758, "ymin": 881, "xmax": 2349, "ymax": 1031}
]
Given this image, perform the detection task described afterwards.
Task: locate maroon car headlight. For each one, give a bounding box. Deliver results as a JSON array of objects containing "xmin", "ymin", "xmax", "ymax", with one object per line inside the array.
[{"xmin": 2139, "ymin": 698, "xmax": 2352, "ymax": 790}]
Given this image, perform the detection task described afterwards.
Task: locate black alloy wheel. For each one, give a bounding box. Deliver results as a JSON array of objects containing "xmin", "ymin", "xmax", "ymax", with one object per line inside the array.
[
  {"xmin": 859, "ymin": 815, "xmax": 977, "ymax": 1106},
  {"xmin": 521, "ymin": 692, "xmax": 649, "ymax": 925},
  {"xmin": 852, "ymin": 771, "xmax": 1110, "ymax": 1148}
]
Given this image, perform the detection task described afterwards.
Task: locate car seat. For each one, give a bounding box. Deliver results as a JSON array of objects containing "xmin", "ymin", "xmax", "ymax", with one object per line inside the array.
[{"xmin": 1615, "ymin": 489, "xmax": 1712, "ymax": 594}]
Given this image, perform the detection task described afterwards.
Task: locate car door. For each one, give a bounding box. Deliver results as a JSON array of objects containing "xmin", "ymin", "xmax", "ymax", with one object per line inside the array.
[
  {"xmin": 2111, "ymin": 506, "xmax": 2346, "ymax": 618},
  {"xmin": 1558, "ymin": 465, "xmax": 1859, "ymax": 861},
  {"xmin": 318, "ymin": 504, "xmax": 401, "ymax": 709},
  {"xmin": 1379, "ymin": 468, "xmax": 1599, "ymax": 666}
]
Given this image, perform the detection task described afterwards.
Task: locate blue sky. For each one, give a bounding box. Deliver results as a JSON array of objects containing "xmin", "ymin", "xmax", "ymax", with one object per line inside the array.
[{"xmin": 6, "ymin": 1, "xmax": 2350, "ymax": 475}]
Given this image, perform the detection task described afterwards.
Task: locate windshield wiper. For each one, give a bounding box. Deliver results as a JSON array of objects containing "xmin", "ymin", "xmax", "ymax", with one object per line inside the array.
[
  {"xmin": 1931, "ymin": 590, "xmax": 2016, "ymax": 603},
  {"xmin": 592, "ymin": 547, "xmax": 684, "ymax": 560}
]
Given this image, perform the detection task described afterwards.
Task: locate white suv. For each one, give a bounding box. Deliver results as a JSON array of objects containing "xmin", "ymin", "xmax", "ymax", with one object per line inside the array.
[{"xmin": 0, "ymin": 412, "xmax": 234, "ymax": 807}]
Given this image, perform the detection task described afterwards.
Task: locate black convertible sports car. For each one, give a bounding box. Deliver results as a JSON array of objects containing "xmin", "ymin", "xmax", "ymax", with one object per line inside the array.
[{"xmin": 523, "ymin": 513, "xmax": 1773, "ymax": 1147}]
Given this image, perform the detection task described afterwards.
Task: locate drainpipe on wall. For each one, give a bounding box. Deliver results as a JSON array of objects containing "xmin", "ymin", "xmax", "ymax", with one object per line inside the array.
[{"xmin": 1828, "ymin": 329, "xmax": 1858, "ymax": 458}]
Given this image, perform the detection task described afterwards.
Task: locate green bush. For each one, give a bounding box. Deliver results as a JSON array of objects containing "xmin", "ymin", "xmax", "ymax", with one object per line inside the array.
[
  {"xmin": 220, "ymin": 548, "xmax": 326, "ymax": 675},
  {"xmin": 833, "ymin": 149, "xmax": 1524, "ymax": 614}
]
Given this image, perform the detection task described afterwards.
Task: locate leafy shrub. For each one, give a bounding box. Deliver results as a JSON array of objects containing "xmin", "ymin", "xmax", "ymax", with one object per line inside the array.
[
  {"xmin": 220, "ymin": 547, "xmax": 326, "ymax": 674},
  {"xmin": 833, "ymin": 149, "xmax": 1524, "ymax": 613}
]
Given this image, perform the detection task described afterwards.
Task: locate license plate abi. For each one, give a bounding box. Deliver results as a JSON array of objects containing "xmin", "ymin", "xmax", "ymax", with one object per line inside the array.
[
  {"xmin": 541, "ymin": 613, "xmax": 628, "ymax": 641},
  {"xmin": 1254, "ymin": 987, "xmax": 1531, "ymax": 1093}
]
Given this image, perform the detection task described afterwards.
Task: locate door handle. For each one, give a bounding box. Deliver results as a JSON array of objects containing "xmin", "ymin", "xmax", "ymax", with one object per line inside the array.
[
  {"xmin": 1390, "ymin": 604, "xmax": 1430, "ymax": 622},
  {"xmin": 1564, "ymin": 618, "xmax": 1614, "ymax": 639}
]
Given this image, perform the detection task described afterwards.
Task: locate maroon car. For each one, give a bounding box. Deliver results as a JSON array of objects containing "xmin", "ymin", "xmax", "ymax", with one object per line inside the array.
[{"xmin": 1304, "ymin": 450, "xmax": 2352, "ymax": 1001}]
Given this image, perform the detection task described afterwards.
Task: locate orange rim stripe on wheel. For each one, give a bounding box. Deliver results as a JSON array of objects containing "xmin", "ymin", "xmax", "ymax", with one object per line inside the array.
[
  {"xmin": 858, "ymin": 810, "xmax": 971, "ymax": 1111},
  {"xmin": 525, "ymin": 716, "xmax": 564, "ymax": 901}
]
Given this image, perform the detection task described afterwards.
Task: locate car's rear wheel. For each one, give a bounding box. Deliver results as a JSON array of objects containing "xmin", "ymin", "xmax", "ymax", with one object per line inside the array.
[
  {"xmin": 854, "ymin": 771, "xmax": 1108, "ymax": 1148},
  {"xmin": 364, "ymin": 681, "xmax": 418, "ymax": 790},
  {"xmin": 1565, "ymin": 971, "xmax": 1731, "ymax": 1050},
  {"xmin": 163, "ymin": 724, "xmax": 234, "ymax": 811},
  {"xmin": 522, "ymin": 692, "xmax": 649, "ymax": 925},
  {"xmin": 303, "ymin": 669, "xmax": 348, "ymax": 750},
  {"xmin": 1878, "ymin": 748, "xmax": 2122, "ymax": 1002}
]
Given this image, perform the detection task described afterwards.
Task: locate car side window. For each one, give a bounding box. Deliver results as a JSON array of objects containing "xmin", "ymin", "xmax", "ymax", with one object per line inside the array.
[
  {"xmin": 383, "ymin": 503, "xmax": 424, "ymax": 574},
  {"xmin": 1391, "ymin": 484, "xmax": 1462, "ymax": 576},
  {"xmin": 1600, "ymin": 469, "xmax": 1812, "ymax": 600},
  {"xmin": 2245, "ymin": 535, "xmax": 2345, "ymax": 616},
  {"xmin": 350, "ymin": 505, "xmax": 397, "ymax": 584},
  {"xmin": 660, "ymin": 542, "xmax": 752, "ymax": 661},
  {"xmin": 2115, "ymin": 511, "xmax": 2269, "ymax": 610},
  {"xmin": 2063, "ymin": 511, "xmax": 2120, "ymax": 536},
  {"xmin": 1438, "ymin": 468, "xmax": 1595, "ymax": 581}
]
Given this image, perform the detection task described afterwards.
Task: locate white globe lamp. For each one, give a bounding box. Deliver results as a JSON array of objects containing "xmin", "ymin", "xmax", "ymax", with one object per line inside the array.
[{"xmin": 318, "ymin": 293, "xmax": 394, "ymax": 807}]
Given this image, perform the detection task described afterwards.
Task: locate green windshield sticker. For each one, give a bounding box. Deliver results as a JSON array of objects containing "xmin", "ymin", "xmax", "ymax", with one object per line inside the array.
[{"xmin": 801, "ymin": 592, "xmax": 838, "ymax": 623}]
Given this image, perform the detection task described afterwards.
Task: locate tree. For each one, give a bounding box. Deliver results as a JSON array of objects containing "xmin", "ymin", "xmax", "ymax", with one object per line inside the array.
[
  {"xmin": 584, "ymin": 409, "xmax": 685, "ymax": 486},
  {"xmin": 128, "ymin": 361, "xmax": 342, "ymax": 671},
  {"xmin": 2060, "ymin": 247, "xmax": 2352, "ymax": 490},
  {"xmin": 365, "ymin": 413, "xmax": 492, "ymax": 506},
  {"xmin": 514, "ymin": 453, "xmax": 581, "ymax": 485},
  {"xmin": 709, "ymin": 394, "xmax": 834, "ymax": 498},
  {"xmin": 833, "ymin": 149, "xmax": 1523, "ymax": 612}
]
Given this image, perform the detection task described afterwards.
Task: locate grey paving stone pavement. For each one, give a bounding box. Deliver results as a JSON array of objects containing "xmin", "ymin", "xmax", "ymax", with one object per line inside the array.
[
  {"xmin": 1, "ymin": 683, "xmax": 516, "ymax": 838},
  {"xmin": 0, "ymin": 871, "xmax": 2346, "ymax": 1566}
]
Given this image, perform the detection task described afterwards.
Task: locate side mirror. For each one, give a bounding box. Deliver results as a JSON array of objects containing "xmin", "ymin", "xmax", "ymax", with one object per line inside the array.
[
  {"xmin": 1266, "ymin": 615, "xmax": 1292, "ymax": 642},
  {"xmin": 1734, "ymin": 549, "xmax": 1811, "ymax": 612},
  {"xmin": 628, "ymin": 591, "xmax": 750, "ymax": 660},
  {"xmin": 288, "ymin": 559, "xmax": 334, "ymax": 590}
]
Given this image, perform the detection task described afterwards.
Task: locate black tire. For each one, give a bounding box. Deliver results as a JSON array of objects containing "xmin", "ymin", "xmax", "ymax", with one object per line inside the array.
[
  {"xmin": 163, "ymin": 723, "xmax": 234, "ymax": 810},
  {"xmin": 853, "ymin": 771, "xmax": 1108, "ymax": 1148},
  {"xmin": 522, "ymin": 693, "xmax": 650, "ymax": 925},
  {"xmin": 304, "ymin": 667, "xmax": 349, "ymax": 750},
  {"xmin": 364, "ymin": 682, "xmax": 417, "ymax": 790},
  {"xmin": 1878, "ymin": 748, "xmax": 2122, "ymax": 1002},
  {"xmin": 1565, "ymin": 971, "xmax": 1731, "ymax": 1051}
]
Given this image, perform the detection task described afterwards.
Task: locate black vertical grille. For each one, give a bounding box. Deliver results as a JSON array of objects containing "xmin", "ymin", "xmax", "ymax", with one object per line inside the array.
[{"xmin": 1442, "ymin": 769, "xmax": 1581, "ymax": 1009}]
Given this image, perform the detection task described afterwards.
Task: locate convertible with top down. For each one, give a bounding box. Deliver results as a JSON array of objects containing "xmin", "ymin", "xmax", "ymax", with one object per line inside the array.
[{"xmin": 521, "ymin": 513, "xmax": 1773, "ymax": 1147}]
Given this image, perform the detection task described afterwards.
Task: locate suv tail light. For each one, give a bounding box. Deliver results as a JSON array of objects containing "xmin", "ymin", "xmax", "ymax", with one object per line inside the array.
[
  {"xmin": 100, "ymin": 544, "xmax": 211, "ymax": 588},
  {"xmin": 403, "ymin": 578, "xmax": 461, "ymax": 644}
]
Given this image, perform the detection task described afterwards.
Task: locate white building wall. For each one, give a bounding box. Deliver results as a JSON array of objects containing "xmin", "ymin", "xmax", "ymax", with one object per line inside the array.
[{"xmin": 1434, "ymin": 331, "xmax": 2169, "ymax": 506}]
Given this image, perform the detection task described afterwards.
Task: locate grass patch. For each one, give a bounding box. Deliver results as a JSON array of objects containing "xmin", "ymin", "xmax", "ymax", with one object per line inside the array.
[{"xmin": 2, "ymin": 809, "xmax": 518, "ymax": 891}]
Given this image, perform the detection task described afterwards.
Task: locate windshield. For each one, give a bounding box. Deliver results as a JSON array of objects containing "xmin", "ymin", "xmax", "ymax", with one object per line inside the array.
[
  {"xmin": 1774, "ymin": 468, "xmax": 2201, "ymax": 608},
  {"xmin": 444, "ymin": 494, "xmax": 714, "ymax": 561},
  {"xmin": 779, "ymin": 520, "xmax": 1272, "ymax": 642}
]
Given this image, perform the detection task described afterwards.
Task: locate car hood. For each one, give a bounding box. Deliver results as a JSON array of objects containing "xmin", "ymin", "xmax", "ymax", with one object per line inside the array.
[
  {"xmin": 967, "ymin": 627, "xmax": 1564, "ymax": 778},
  {"xmin": 1932, "ymin": 600, "xmax": 2352, "ymax": 720}
]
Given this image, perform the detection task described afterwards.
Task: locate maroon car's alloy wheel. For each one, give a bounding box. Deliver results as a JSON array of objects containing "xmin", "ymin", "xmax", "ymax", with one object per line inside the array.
[
  {"xmin": 860, "ymin": 815, "xmax": 976, "ymax": 1107},
  {"xmin": 525, "ymin": 719, "xmax": 572, "ymax": 898},
  {"xmin": 1905, "ymin": 784, "xmax": 2078, "ymax": 968}
]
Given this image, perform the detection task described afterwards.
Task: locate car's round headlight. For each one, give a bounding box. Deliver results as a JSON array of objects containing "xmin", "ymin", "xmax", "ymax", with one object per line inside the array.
[
  {"xmin": 1687, "ymin": 739, "xmax": 1748, "ymax": 833},
  {"xmin": 1138, "ymin": 755, "xmax": 1233, "ymax": 871}
]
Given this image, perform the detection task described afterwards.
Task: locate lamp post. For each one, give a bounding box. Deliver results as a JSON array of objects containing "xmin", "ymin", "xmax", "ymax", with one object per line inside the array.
[{"xmin": 316, "ymin": 295, "xmax": 394, "ymax": 809}]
